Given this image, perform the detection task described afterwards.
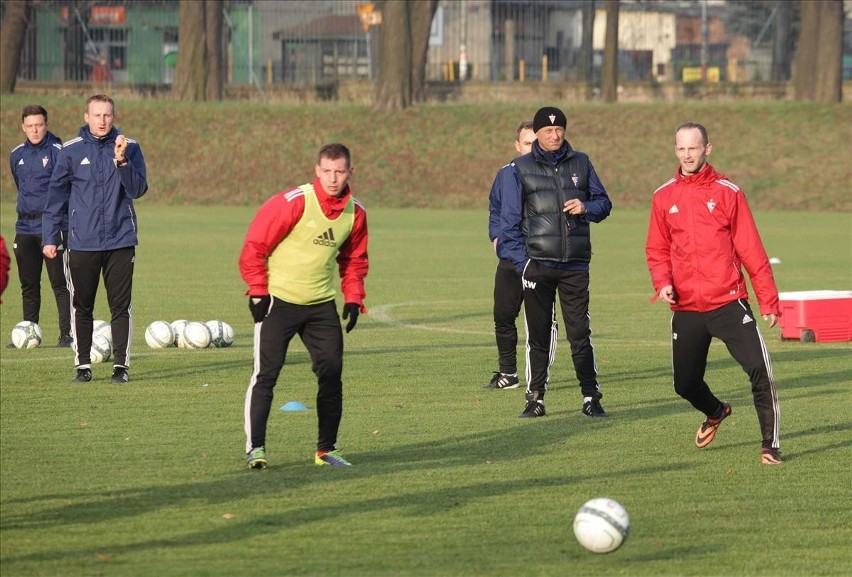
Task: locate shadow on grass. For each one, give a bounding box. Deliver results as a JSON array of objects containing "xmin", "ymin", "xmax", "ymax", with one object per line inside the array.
[
  {"xmin": 1, "ymin": 459, "xmax": 695, "ymax": 567},
  {"xmin": 0, "ymin": 414, "xmax": 693, "ymax": 566}
]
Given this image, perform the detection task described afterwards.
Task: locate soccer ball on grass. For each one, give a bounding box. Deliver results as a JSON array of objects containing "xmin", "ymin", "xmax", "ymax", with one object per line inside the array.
[
  {"xmin": 11, "ymin": 321, "xmax": 42, "ymax": 349},
  {"xmin": 93, "ymin": 319, "xmax": 112, "ymax": 343},
  {"xmin": 171, "ymin": 320, "xmax": 189, "ymax": 347},
  {"xmin": 145, "ymin": 321, "xmax": 175, "ymax": 349},
  {"xmin": 182, "ymin": 321, "xmax": 211, "ymax": 349},
  {"xmin": 205, "ymin": 320, "xmax": 234, "ymax": 348},
  {"xmin": 572, "ymin": 497, "xmax": 630, "ymax": 553},
  {"xmin": 90, "ymin": 333, "xmax": 112, "ymax": 363}
]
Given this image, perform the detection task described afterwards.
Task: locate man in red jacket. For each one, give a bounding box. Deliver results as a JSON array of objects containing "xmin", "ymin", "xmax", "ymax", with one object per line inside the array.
[
  {"xmin": 646, "ymin": 122, "xmax": 782, "ymax": 465},
  {"xmin": 239, "ymin": 143, "xmax": 369, "ymax": 470}
]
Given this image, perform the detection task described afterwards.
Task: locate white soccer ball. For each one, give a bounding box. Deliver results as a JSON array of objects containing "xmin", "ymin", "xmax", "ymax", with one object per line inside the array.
[
  {"xmin": 11, "ymin": 321, "xmax": 42, "ymax": 349},
  {"xmin": 145, "ymin": 321, "xmax": 175, "ymax": 349},
  {"xmin": 171, "ymin": 320, "xmax": 189, "ymax": 347},
  {"xmin": 573, "ymin": 498, "xmax": 630, "ymax": 554},
  {"xmin": 205, "ymin": 320, "xmax": 234, "ymax": 348},
  {"xmin": 90, "ymin": 333, "xmax": 113, "ymax": 364},
  {"xmin": 93, "ymin": 319, "xmax": 112, "ymax": 344},
  {"xmin": 182, "ymin": 321, "xmax": 211, "ymax": 349}
]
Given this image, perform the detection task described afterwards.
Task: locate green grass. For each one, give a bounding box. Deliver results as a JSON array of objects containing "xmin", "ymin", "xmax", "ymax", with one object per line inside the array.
[
  {"xmin": 1, "ymin": 96, "xmax": 850, "ymax": 211},
  {"xmin": 1, "ymin": 203, "xmax": 850, "ymax": 576}
]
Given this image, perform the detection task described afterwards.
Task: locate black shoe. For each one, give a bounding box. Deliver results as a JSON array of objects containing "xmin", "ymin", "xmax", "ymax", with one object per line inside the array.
[
  {"xmin": 57, "ymin": 334, "xmax": 74, "ymax": 348},
  {"xmin": 519, "ymin": 399, "xmax": 546, "ymax": 418},
  {"xmin": 72, "ymin": 368, "xmax": 92, "ymax": 383},
  {"xmin": 582, "ymin": 397, "xmax": 608, "ymax": 417},
  {"xmin": 483, "ymin": 372, "xmax": 521, "ymax": 390},
  {"xmin": 519, "ymin": 392, "xmax": 546, "ymax": 418},
  {"xmin": 111, "ymin": 367, "xmax": 129, "ymax": 383}
]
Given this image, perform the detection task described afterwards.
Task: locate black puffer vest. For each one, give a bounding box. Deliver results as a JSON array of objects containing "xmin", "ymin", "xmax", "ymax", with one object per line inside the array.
[{"xmin": 514, "ymin": 144, "xmax": 592, "ymax": 263}]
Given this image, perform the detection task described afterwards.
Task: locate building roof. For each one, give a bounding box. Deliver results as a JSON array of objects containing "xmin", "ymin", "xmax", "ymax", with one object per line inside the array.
[{"xmin": 273, "ymin": 14, "xmax": 364, "ymax": 41}]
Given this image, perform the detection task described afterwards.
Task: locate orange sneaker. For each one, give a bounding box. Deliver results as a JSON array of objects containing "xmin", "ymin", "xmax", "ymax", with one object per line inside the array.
[
  {"xmin": 761, "ymin": 448, "xmax": 782, "ymax": 465},
  {"xmin": 695, "ymin": 402, "xmax": 732, "ymax": 448}
]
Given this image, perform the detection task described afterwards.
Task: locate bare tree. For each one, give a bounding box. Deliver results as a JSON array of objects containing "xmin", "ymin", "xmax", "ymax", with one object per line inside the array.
[
  {"xmin": 578, "ymin": 1, "xmax": 595, "ymax": 86},
  {"xmin": 770, "ymin": 0, "xmax": 794, "ymax": 82},
  {"xmin": 174, "ymin": 0, "xmax": 224, "ymax": 101},
  {"xmin": 205, "ymin": 1, "xmax": 224, "ymax": 100},
  {"xmin": 792, "ymin": 0, "xmax": 842, "ymax": 102},
  {"xmin": 375, "ymin": 0, "xmax": 438, "ymax": 110},
  {"xmin": 409, "ymin": 0, "xmax": 438, "ymax": 104},
  {"xmin": 0, "ymin": 0, "xmax": 30, "ymax": 94},
  {"xmin": 601, "ymin": 0, "xmax": 619, "ymax": 103}
]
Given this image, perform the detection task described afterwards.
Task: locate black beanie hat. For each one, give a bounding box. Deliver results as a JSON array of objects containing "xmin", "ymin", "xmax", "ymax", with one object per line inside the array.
[{"xmin": 533, "ymin": 106, "xmax": 567, "ymax": 133}]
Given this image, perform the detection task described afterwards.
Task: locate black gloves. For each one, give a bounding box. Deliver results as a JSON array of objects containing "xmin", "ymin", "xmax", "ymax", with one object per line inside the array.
[
  {"xmin": 342, "ymin": 303, "xmax": 360, "ymax": 333},
  {"xmin": 249, "ymin": 295, "xmax": 271, "ymax": 323}
]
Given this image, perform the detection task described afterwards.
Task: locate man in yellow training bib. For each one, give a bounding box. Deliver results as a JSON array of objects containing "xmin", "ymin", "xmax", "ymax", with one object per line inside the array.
[{"xmin": 239, "ymin": 143, "xmax": 369, "ymax": 469}]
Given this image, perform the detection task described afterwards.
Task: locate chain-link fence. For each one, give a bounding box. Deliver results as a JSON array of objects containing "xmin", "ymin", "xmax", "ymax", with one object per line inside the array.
[{"xmin": 9, "ymin": 0, "xmax": 851, "ymax": 89}]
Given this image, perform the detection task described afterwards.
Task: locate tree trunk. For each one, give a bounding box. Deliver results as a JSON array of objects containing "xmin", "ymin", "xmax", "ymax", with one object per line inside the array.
[
  {"xmin": 813, "ymin": 0, "xmax": 842, "ymax": 102},
  {"xmin": 0, "ymin": 0, "xmax": 30, "ymax": 94},
  {"xmin": 601, "ymin": 0, "xmax": 619, "ymax": 103},
  {"xmin": 409, "ymin": 0, "xmax": 438, "ymax": 104},
  {"xmin": 579, "ymin": 1, "xmax": 595, "ymax": 85},
  {"xmin": 172, "ymin": 0, "xmax": 224, "ymax": 101},
  {"xmin": 174, "ymin": 0, "xmax": 208, "ymax": 101},
  {"xmin": 375, "ymin": 0, "xmax": 412, "ymax": 110},
  {"xmin": 792, "ymin": 0, "xmax": 842, "ymax": 102},
  {"xmin": 770, "ymin": 0, "xmax": 793, "ymax": 82},
  {"xmin": 205, "ymin": 0, "xmax": 223, "ymax": 101}
]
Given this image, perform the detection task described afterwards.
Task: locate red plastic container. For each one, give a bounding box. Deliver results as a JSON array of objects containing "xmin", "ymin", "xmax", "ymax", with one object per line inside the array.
[{"xmin": 778, "ymin": 290, "xmax": 852, "ymax": 343}]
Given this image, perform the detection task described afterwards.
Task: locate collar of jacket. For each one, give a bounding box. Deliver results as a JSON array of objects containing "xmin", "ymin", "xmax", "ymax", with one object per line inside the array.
[
  {"xmin": 313, "ymin": 178, "xmax": 351, "ymax": 215},
  {"xmin": 24, "ymin": 131, "xmax": 58, "ymax": 150},
  {"xmin": 676, "ymin": 162, "xmax": 722, "ymax": 184},
  {"xmin": 80, "ymin": 125, "xmax": 119, "ymax": 144},
  {"xmin": 532, "ymin": 140, "xmax": 572, "ymax": 166}
]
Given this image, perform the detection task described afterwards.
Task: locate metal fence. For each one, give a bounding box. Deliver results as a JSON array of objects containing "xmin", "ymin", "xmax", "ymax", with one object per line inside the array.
[{"xmin": 10, "ymin": 0, "xmax": 852, "ymax": 89}]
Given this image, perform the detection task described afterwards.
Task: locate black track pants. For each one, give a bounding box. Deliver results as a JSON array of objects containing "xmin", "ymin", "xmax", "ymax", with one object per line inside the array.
[
  {"xmin": 522, "ymin": 261, "xmax": 598, "ymax": 399},
  {"xmin": 244, "ymin": 298, "xmax": 344, "ymax": 454},
  {"xmin": 68, "ymin": 247, "xmax": 135, "ymax": 367},
  {"xmin": 12, "ymin": 232, "xmax": 71, "ymax": 336},
  {"xmin": 493, "ymin": 259, "xmax": 524, "ymax": 374},
  {"xmin": 671, "ymin": 299, "xmax": 780, "ymax": 449}
]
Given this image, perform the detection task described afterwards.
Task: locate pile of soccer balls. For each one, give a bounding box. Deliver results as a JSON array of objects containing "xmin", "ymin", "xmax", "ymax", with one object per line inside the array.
[{"xmin": 145, "ymin": 319, "xmax": 234, "ymax": 350}]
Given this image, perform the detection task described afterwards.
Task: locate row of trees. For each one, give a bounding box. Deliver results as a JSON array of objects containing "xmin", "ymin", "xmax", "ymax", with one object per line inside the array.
[{"xmin": 0, "ymin": 0, "xmax": 844, "ymax": 107}]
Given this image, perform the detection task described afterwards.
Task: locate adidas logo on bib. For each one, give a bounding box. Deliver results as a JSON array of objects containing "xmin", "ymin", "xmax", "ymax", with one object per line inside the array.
[{"xmin": 314, "ymin": 227, "xmax": 336, "ymax": 247}]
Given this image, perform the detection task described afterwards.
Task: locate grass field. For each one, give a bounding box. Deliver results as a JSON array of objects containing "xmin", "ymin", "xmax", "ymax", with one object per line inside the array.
[
  {"xmin": 1, "ymin": 202, "xmax": 850, "ymax": 577},
  {"xmin": 1, "ymin": 95, "xmax": 850, "ymax": 211}
]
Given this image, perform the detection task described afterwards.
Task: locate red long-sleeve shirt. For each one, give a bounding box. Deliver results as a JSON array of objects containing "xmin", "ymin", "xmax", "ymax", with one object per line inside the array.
[
  {"xmin": 645, "ymin": 163, "xmax": 779, "ymax": 315},
  {"xmin": 0, "ymin": 235, "xmax": 9, "ymax": 303},
  {"xmin": 239, "ymin": 178, "xmax": 369, "ymax": 310}
]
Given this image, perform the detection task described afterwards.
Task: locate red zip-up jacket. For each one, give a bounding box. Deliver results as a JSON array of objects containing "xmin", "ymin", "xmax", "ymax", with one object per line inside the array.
[
  {"xmin": 239, "ymin": 178, "xmax": 369, "ymax": 311},
  {"xmin": 645, "ymin": 163, "xmax": 779, "ymax": 315}
]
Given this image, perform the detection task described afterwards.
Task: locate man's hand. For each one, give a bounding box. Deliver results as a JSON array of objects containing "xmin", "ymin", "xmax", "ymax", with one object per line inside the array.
[
  {"xmin": 342, "ymin": 303, "xmax": 360, "ymax": 333},
  {"xmin": 658, "ymin": 285, "xmax": 677, "ymax": 304},
  {"xmin": 763, "ymin": 313, "xmax": 779, "ymax": 329},
  {"xmin": 115, "ymin": 135, "xmax": 128, "ymax": 161},
  {"xmin": 42, "ymin": 245, "xmax": 57, "ymax": 259},
  {"xmin": 248, "ymin": 295, "xmax": 271, "ymax": 323},
  {"xmin": 563, "ymin": 198, "xmax": 587, "ymax": 215}
]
